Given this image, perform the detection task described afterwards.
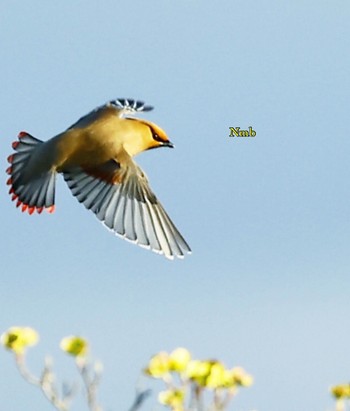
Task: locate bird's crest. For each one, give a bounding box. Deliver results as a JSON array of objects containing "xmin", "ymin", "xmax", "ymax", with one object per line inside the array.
[{"xmin": 109, "ymin": 99, "xmax": 153, "ymax": 114}]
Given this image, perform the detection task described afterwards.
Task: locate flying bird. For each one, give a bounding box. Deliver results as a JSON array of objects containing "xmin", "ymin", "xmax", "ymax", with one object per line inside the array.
[{"xmin": 6, "ymin": 99, "xmax": 191, "ymax": 259}]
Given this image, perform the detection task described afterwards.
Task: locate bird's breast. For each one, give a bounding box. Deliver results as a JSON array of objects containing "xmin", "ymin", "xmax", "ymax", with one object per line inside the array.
[{"xmin": 52, "ymin": 117, "xmax": 149, "ymax": 172}]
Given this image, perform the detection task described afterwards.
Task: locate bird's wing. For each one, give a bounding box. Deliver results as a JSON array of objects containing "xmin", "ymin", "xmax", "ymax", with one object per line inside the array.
[
  {"xmin": 63, "ymin": 159, "xmax": 191, "ymax": 259},
  {"xmin": 68, "ymin": 99, "xmax": 154, "ymax": 130}
]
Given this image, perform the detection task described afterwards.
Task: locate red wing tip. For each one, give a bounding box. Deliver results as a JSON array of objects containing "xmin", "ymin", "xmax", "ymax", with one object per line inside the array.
[
  {"xmin": 47, "ymin": 205, "xmax": 55, "ymax": 213},
  {"xmin": 7, "ymin": 155, "xmax": 14, "ymax": 163},
  {"xmin": 12, "ymin": 141, "xmax": 19, "ymax": 149},
  {"xmin": 9, "ymin": 185, "xmax": 55, "ymax": 214},
  {"xmin": 6, "ymin": 166, "xmax": 12, "ymax": 175},
  {"xmin": 16, "ymin": 202, "xmax": 53, "ymax": 214},
  {"xmin": 28, "ymin": 206, "xmax": 35, "ymax": 215},
  {"xmin": 18, "ymin": 131, "xmax": 28, "ymax": 138},
  {"xmin": 6, "ymin": 177, "xmax": 12, "ymax": 185}
]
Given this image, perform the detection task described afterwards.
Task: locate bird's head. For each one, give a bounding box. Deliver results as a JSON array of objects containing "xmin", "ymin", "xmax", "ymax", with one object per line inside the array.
[
  {"xmin": 122, "ymin": 118, "xmax": 174, "ymax": 157},
  {"xmin": 142, "ymin": 119, "xmax": 174, "ymax": 151},
  {"xmin": 129, "ymin": 118, "xmax": 174, "ymax": 151}
]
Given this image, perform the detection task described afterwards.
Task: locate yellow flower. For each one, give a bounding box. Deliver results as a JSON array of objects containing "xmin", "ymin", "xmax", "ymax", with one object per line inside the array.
[
  {"xmin": 145, "ymin": 348, "xmax": 191, "ymax": 378},
  {"xmin": 185, "ymin": 360, "xmax": 212, "ymax": 387},
  {"xmin": 145, "ymin": 351, "xmax": 171, "ymax": 377},
  {"xmin": 206, "ymin": 362, "xmax": 227, "ymax": 388},
  {"xmin": 60, "ymin": 336, "xmax": 88, "ymax": 357},
  {"xmin": 158, "ymin": 388, "xmax": 185, "ymax": 410},
  {"xmin": 186, "ymin": 361, "xmax": 253, "ymax": 389},
  {"xmin": 1, "ymin": 326, "xmax": 39, "ymax": 354},
  {"xmin": 331, "ymin": 384, "xmax": 350, "ymax": 399},
  {"xmin": 220, "ymin": 368, "xmax": 238, "ymax": 389},
  {"xmin": 231, "ymin": 367, "xmax": 254, "ymax": 387},
  {"xmin": 169, "ymin": 348, "xmax": 191, "ymax": 372},
  {"xmin": 189, "ymin": 361, "xmax": 233, "ymax": 389}
]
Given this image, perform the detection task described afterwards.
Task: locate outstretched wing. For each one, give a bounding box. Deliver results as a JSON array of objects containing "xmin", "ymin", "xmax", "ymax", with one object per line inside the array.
[
  {"xmin": 67, "ymin": 98, "xmax": 154, "ymax": 130},
  {"xmin": 63, "ymin": 160, "xmax": 191, "ymax": 259}
]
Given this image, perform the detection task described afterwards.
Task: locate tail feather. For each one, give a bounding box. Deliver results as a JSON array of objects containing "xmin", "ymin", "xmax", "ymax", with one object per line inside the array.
[{"xmin": 7, "ymin": 131, "xmax": 56, "ymax": 214}]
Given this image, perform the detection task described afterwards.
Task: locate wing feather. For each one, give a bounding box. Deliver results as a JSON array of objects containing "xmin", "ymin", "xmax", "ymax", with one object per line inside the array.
[{"xmin": 63, "ymin": 162, "xmax": 191, "ymax": 259}]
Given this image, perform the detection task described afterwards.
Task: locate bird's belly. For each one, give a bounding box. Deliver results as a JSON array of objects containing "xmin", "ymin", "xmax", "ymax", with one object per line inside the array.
[{"xmin": 55, "ymin": 129, "xmax": 122, "ymax": 170}]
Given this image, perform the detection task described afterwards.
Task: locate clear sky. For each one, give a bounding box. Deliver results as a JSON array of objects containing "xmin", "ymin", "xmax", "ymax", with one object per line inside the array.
[{"xmin": 1, "ymin": 1, "xmax": 349, "ymax": 410}]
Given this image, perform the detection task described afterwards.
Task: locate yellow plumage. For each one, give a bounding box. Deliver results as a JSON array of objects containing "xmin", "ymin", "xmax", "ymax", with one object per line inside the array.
[{"xmin": 7, "ymin": 99, "xmax": 191, "ymax": 259}]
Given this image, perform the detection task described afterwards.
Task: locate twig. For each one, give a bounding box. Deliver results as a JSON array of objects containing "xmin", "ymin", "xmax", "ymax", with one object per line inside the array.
[
  {"xmin": 76, "ymin": 358, "xmax": 103, "ymax": 411},
  {"xmin": 15, "ymin": 354, "xmax": 74, "ymax": 411},
  {"xmin": 128, "ymin": 389, "xmax": 152, "ymax": 411}
]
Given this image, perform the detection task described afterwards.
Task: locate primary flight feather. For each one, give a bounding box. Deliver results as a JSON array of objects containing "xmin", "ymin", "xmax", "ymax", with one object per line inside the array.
[{"xmin": 6, "ymin": 99, "xmax": 191, "ymax": 259}]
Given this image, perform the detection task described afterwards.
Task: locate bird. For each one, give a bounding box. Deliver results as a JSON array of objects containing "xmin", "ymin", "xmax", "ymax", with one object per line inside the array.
[{"xmin": 6, "ymin": 98, "xmax": 191, "ymax": 259}]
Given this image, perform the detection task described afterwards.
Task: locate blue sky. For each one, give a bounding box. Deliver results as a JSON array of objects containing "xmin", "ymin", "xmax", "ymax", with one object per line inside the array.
[{"xmin": 1, "ymin": 1, "xmax": 349, "ymax": 410}]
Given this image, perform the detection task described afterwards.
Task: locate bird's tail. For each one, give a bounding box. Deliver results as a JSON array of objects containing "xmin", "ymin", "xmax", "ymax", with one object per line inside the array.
[{"xmin": 6, "ymin": 131, "xmax": 56, "ymax": 214}]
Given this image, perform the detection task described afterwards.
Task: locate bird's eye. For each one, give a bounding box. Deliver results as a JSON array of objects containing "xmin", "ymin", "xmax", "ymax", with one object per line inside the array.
[{"xmin": 153, "ymin": 133, "xmax": 163, "ymax": 143}]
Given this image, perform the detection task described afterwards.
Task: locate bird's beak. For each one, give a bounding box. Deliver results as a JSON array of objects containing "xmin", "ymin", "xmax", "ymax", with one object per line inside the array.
[{"xmin": 163, "ymin": 141, "xmax": 175, "ymax": 148}]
